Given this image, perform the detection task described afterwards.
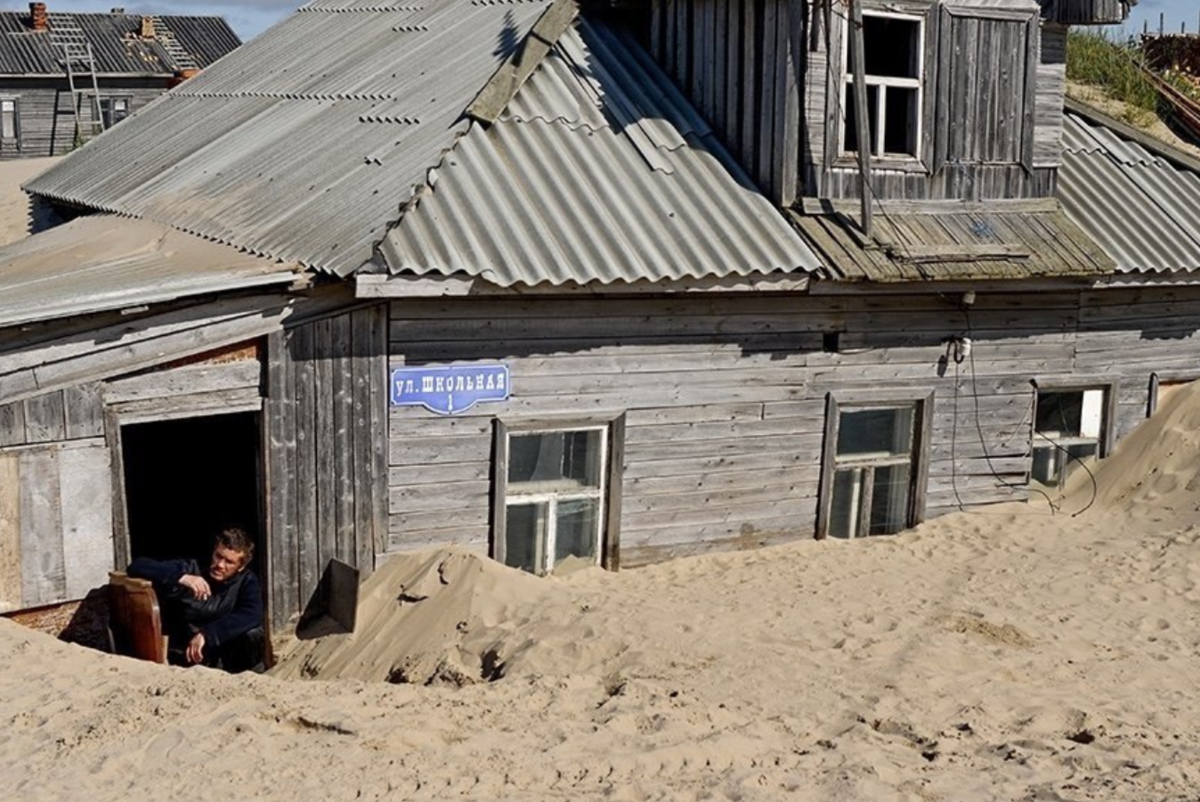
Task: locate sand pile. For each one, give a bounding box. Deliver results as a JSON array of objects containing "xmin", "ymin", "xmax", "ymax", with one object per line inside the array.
[
  {"xmin": 272, "ymin": 547, "xmax": 632, "ymax": 685},
  {"xmin": 0, "ymin": 156, "xmax": 61, "ymax": 245},
  {"xmin": 8, "ymin": 383, "xmax": 1200, "ymax": 800},
  {"xmin": 1058, "ymin": 379, "xmax": 1200, "ymax": 518}
]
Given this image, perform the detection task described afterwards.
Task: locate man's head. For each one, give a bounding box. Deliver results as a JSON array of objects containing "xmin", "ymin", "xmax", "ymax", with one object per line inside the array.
[{"xmin": 209, "ymin": 527, "xmax": 254, "ymax": 582}]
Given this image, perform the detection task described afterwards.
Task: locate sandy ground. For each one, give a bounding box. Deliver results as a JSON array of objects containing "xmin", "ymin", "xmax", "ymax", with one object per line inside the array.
[
  {"xmin": 0, "ymin": 157, "xmax": 61, "ymax": 246},
  {"xmin": 5, "ymin": 384, "xmax": 1200, "ymax": 801}
]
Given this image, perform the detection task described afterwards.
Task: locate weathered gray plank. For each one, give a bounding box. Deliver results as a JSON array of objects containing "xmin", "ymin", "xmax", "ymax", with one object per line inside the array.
[
  {"xmin": 59, "ymin": 440, "xmax": 113, "ymax": 600},
  {"xmin": 23, "ymin": 391, "xmax": 66, "ymax": 443},
  {"xmin": 18, "ymin": 445, "xmax": 64, "ymax": 606},
  {"xmin": 265, "ymin": 329, "xmax": 299, "ymax": 629},
  {"xmin": 0, "ymin": 452, "xmax": 20, "ymax": 610},
  {"xmin": 292, "ymin": 322, "xmax": 320, "ymax": 613},
  {"xmin": 63, "ymin": 382, "xmax": 104, "ymax": 440},
  {"xmin": 103, "ymin": 360, "xmax": 262, "ymax": 404},
  {"xmin": 0, "ymin": 401, "xmax": 25, "ymax": 448}
]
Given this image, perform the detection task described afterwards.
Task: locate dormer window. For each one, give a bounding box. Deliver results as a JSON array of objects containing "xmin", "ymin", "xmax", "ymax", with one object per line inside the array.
[{"xmin": 841, "ymin": 12, "xmax": 924, "ymax": 160}]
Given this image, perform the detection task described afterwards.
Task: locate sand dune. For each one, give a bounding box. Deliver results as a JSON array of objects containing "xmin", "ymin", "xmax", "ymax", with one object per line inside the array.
[
  {"xmin": 0, "ymin": 157, "xmax": 61, "ymax": 246},
  {"xmin": 5, "ymin": 386, "xmax": 1200, "ymax": 800}
]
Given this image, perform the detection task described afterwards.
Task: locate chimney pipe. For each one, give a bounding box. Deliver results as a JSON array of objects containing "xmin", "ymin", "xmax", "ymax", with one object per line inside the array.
[
  {"xmin": 140, "ymin": 15, "xmax": 155, "ymax": 39},
  {"xmin": 29, "ymin": 3, "xmax": 48, "ymax": 32}
]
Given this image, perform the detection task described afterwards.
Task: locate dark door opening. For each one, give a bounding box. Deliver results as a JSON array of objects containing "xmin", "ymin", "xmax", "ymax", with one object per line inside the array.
[{"xmin": 121, "ymin": 413, "xmax": 264, "ymax": 578}]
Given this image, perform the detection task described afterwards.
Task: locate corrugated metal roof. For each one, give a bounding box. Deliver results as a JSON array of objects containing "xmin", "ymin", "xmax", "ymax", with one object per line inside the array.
[
  {"xmin": 791, "ymin": 202, "xmax": 1114, "ymax": 283},
  {"xmin": 380, "ymin": 19, "xmax": 820, "ymax": 287},
  {"xmin": 0, "ymin": 215, "xmax": 299, "ymax": 327},
  {"xmin": 1059, "ymin": 112, "xmax": 1200, "ymax": 274},
  {"xmin": 0, "ymin": 12, "xmax": 238, "ymax": 75},
  {"xmin": 24, "ymin": 0, "xmax": 552, "ymax": 277}
]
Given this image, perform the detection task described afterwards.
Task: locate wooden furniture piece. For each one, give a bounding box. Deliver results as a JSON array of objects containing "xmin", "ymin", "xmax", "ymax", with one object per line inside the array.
[{"xmin": 106, "ymin": 571, "xmax": 168, "ymax": 663}]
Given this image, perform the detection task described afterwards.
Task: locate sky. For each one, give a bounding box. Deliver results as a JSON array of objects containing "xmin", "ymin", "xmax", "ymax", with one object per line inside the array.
[{"xmin": 21, "ymin": 0, "xmax": 1200, "ymax": 45}]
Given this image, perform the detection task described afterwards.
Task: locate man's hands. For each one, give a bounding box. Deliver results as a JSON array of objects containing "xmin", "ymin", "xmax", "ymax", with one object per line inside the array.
[
  {"xmin": 179, "ymin": 574, "xmax": 211, "ymax": 600},
  {"xmin": 186, "ymin": 632, "xmax": 206, "ymax": 665}
]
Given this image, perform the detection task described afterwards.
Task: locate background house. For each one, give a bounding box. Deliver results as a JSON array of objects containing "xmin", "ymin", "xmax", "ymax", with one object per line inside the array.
[
  {"xmin": 0, "ymin": 3, "xmax": 239, "ymax": 158},
  {"xmin": 8, "ymin": 0, "xmax": 1200, "ymax": 637}
]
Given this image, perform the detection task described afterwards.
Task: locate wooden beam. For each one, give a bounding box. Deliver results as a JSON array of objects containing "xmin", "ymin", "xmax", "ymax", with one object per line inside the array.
[
  {"xmin": 356, "ymin": 273, "xmax": 811, "ymax": 298},
  {"xmin": 466, "ymin": 0, "xmax": 580, "ymax": 125}
]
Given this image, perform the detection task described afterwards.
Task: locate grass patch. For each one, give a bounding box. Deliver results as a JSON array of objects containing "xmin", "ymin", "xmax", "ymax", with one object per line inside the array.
[{"xmin": 1067, "ymin": 30, "xmax": 1160, "ymax": 125}]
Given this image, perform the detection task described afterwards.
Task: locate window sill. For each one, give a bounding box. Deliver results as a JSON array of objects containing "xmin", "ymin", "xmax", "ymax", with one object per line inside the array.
[{"xmin": 833, "ymin": 156, "xmax": 930, "ymax": 174}]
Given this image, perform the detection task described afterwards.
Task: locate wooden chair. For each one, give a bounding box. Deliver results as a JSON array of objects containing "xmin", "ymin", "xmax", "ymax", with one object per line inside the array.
[{"xmin": 107, "ymin": 571, "xmax": 168, "ymax": 664}]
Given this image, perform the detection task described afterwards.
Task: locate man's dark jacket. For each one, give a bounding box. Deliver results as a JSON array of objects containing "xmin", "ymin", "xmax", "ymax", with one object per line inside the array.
[{"xmin": 127, "ymin": 557, "xmax": 263, "ymax": 649}]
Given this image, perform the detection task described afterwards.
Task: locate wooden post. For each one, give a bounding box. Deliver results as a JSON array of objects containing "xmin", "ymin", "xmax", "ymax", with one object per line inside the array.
[{"xmin": 848, "ymin": 0, "xmax": 873, "ymax": 239}]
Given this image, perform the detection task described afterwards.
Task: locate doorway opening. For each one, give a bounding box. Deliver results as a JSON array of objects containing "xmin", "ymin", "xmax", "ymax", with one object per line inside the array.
[{"xmin": 120, "ymin": 412, "xmax": 264, "ymax": 575}]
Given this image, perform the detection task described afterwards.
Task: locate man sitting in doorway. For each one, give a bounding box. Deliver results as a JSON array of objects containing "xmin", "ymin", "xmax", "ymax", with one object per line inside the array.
[{"xmin": 127, "ymin": 527, "xmax": 266, "ymax": 673}]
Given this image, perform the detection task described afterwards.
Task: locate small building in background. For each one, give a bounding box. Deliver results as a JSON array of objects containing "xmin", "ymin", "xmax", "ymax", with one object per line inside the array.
[{"xmin": 0, "ymin": 3, "xmax": 240, "ymax": 158}]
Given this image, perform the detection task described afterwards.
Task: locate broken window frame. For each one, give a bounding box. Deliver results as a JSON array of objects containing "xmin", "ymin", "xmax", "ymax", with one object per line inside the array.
[
  {"xmin": 817, "ymin": 391, "xmax": 933, "ymax": 540},
  {"xmin": 492, "ymin": 414, "xmax": 625, "ymax": 575},
  {"xmin": 1029, "ymin": 381, "xmax": 1117, "ymax": 489},
  {"xmin": 839, "ymin": 9, "xmax": 925, "ymax": 161}
]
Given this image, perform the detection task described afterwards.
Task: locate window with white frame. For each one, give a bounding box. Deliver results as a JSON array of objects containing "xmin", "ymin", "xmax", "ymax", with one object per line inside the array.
[
  {"xmin": 494, "ymin": 421, "xmax": 621, "ymax": 575},
  {"xmin": 841, "ymin": 12, "xmax": 924, "ymax": 159},
  {"xmin": 821, "ymin": 396, "xmax": 930, "ymax": 539},
  {"xmin": 1031, "ymin": 388, "xmax": 1109, "ymax": 488},
  {"xmin": 0, "ymin": 98, "xmax": 19, "ymax": 143},
  {"xmin": 100, "ymin": 97, "xmax": 130, "ymax": 130}
]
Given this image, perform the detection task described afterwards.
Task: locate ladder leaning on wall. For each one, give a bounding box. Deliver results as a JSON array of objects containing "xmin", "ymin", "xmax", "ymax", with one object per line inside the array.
[{"xmin": 48, "ymin": 13, "xmax": 105, "ymax": 146}]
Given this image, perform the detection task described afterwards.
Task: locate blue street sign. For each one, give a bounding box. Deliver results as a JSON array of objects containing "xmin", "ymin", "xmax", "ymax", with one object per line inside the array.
[{"xmin": 390, "ymin": 364, "xmax": 511, "ymax": 415}]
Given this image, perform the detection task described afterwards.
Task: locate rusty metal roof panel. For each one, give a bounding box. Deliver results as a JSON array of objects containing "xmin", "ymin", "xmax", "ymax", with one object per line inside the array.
[
  {"xmin": 792, "ymin": 202, "xmax": 1115, "ymax": 283},
  {"xmin": 0, "ymin": 216, "xmax": 299, "ymax": 327},
  {"xmin": 380, "ymin": 19, "xmax": 819, "ymax": 287},
  {"xmin": 1059, "ymin": 112, "xmax": 1200, "ymax": 273},
  {"xmin": 24, "ymin": 0, "xmax": 552, "ymax": 277},
  {"xmin": 0, "ymin": 12, "xmax": 238, "ymax": 75}
]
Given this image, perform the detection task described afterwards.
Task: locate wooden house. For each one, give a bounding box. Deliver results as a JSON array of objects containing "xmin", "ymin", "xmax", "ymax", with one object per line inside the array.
[
  {"xmin": 5, "ymin": 0, "xmax": 1199, "ymax": 636},
  {"xmin": 0, "ymin": 3, "xmax": 239, "ymax": 158}
]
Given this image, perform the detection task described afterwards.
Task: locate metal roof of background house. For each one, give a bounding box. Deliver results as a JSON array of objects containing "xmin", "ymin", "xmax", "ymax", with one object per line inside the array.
[
  {"xmin": 1059, "ymin": 111, "xmax": 1200, "ymax": 274},
  {"xmin": 0, "ymin": 12, "xmax": 239, "ymax": 75},
  {"xmin": 25, "ymin": 0, "xmax": 554, "ymax": 278},
  {"xmin": 379, "ymin": 18, "xmax": 820, "ymax": 286}
]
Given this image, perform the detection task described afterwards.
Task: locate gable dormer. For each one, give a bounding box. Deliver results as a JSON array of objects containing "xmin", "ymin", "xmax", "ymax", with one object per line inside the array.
[{"xmin": 646, "ymin": 0, "xmax": 1130, "ymax": 206}]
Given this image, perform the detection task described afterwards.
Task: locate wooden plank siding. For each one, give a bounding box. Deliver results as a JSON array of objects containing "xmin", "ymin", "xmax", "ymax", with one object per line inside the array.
[
  {"xmin": 263, "ymin": 304, "xmax": 387, "ymax": 630},
  {"xmin": 0, "ymin": 78, "xmax": 167, "ymax": 160},
  {"xmin": 0, "ymin": 438, "xmax": 112, "ymax": 612},
  {"xmin": 385, "ymin": 291, "xmax": 1200, "ymax": 569},
  {"xmin": 665, "ymin": 0, "xmax": 1070, "ymax": 202},
  {"xmin": 0, "ymin": 383, "xmax": 103, "ymax": 448},
  {"xmin": 649, "ymin": 0, "xmax": 802, "ymax": 204}
]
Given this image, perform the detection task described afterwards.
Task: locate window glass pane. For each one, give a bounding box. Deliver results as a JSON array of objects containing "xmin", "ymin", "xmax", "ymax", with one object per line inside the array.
[
  {"xmin": 837, "ymin": 406, "xmax": 915, "ymax": 459},
  {"xmin": 1032, "ymin": 442, "xmax": 1098, "ymax": 487},
  {"xmin": 883, "ymin": 86, "xmax": 919, "ymax": 156},
  {"xmin": 828, "ymin": 467, "xmax": 864, "ymax": 539},
  {"xmin": 1035, "ymin": 391, "xmax": 1084, "ymax": 437},
  {"xmin": 862, "ymin": 16, "xmax": 921, "ymax": 79},
  {"xmin": 504, "ymin": 503, "xmax": 546, "ymax": 573},
  {"xmin": 509, "ymin": 429, "xmax": 602, "ymax": 490},
  {"xmin": 842, "ymin": 83, "xmax": 879, "ymax": 154},
  {"xmin": 868, "ymin": 463, "xmax": 911, "ymax": 535},
  {"xmin": 553, "ymin": 497, "xmax": 600, "ymax": 571}
]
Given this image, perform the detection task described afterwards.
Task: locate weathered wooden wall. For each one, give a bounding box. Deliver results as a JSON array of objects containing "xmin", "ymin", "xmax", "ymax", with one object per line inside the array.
[
  {"xmin": 649, "ymin": 0, "xmax": 803, "ymax": 204},
  {"xmin": 265, "ymin": 303, "xmax": 387, "ymax": 630},
  {"xmin": 385, "ymin": 288, "xmax": 1200, "ymax": 568},
  {"xmin": 649, "ymin": 0, "xmax": 1068, "ymax": 202},
  {"xmin": 0, "ymin": 77, "xmax": 168, "ymax": 159}
]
